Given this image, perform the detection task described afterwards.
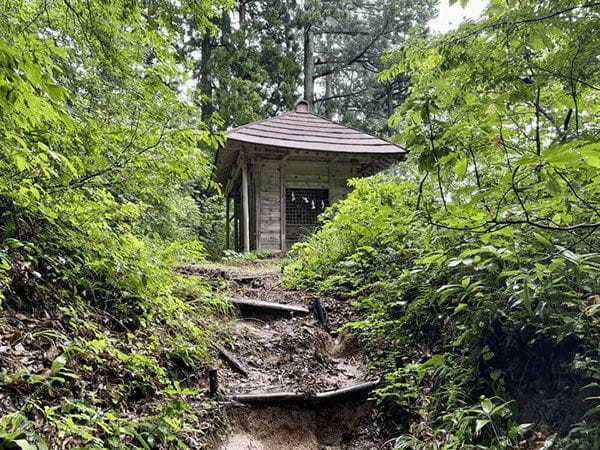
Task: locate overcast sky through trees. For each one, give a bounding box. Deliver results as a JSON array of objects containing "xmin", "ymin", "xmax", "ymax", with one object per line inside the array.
[{"xmin": 429, "ymin": 0, "xmax": 487, "ymax": 32}]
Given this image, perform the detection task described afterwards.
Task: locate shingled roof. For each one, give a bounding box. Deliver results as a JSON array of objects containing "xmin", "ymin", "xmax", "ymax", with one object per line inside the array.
[
  {"xmin": 215, "ymin": 100, "xmax": 407, "ymax": 187},
  {"xmin": 226, "ymin": 100, "xmax": 407, "ymax": 154}
]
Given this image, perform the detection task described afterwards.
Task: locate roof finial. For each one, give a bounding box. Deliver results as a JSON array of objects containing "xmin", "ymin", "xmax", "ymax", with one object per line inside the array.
[{"xmin": 295, "ymin": 98, "xmax": 311, "ymax": 113}]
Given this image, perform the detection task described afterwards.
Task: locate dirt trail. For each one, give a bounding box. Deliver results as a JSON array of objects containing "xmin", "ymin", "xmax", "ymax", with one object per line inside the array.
[{"xmin": 186, "ymin": 263, "xmax": 382, "ymax": 449}]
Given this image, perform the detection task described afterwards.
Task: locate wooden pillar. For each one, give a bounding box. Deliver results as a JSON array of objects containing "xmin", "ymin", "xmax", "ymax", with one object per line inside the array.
[
  {"xmin": 241, "ymin": 159, "xmax": 250, "ymax": 253},
  {"xmin": 225, "ymin": 196, "xmax": 230, "ymax": 250},
  {"xmin": 279, "ymin": 162, "xmax": 285, "ymax": 251},
  {"xmin": 234, "ymin": 197, "xmax": 240, "ymax": 251}
]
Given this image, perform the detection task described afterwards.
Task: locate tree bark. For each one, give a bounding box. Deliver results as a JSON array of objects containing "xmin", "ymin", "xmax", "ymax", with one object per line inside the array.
[
  {"xmin": 324, "ymin": 73, "xmax": 333, "ymax": 118},
  {"xmin": 303, "ymin": 25, "xmax": 315, "ymax": 108}
]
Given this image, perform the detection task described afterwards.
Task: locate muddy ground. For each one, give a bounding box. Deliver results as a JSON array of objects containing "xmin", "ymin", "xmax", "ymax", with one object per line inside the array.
[{"xmin": 183, "ymin": 262, "xmax": 385, "ymax": 449}]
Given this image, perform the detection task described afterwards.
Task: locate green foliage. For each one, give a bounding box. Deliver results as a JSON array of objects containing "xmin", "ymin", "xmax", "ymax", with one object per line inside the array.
[
  {"xmin": 0, "ymin": 0, "xmax": 230, "ymax": 446},
  {"xmin": 285, "ymin": 2, "xmax": 600, "ymax": 441},
  {"xmin": 308, "ymin": 0, "xmax": 437, "ymax": 133},
  {"xmin": 190, "ymin": 0, "xmax": 436, "ymax": 133},
  {"xmin": 286, "ymin": 176, "xmax": 600, "ymax": 448},
  {"xmin": 0, "ymin": 412, "xmax": 46, "ymax": 450},
  {"xmin": 223, "ymin": 249, "xmax": 277, "ymax": 262},
  {"xmin": 192, "ymin": 190, "xmax": 227, "ymax": 260}
]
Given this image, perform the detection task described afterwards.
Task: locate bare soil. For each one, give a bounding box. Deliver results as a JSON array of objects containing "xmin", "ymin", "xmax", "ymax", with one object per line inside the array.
[
  {"xmin": 220, "ymin": 404, "xmax": 379, "ymax": 450},
  {"xmin": 185, "ymin": 261, "xmax": 383, "ymax": 449}
]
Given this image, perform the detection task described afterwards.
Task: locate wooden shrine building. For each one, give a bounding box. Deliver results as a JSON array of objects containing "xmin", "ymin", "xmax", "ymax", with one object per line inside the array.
[{"xmin": 214, "ymin": 100, "xmax": 407, "ymax": 252}]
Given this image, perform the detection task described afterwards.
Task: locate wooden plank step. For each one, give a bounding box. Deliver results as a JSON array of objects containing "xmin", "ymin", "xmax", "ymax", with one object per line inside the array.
[
  {"xmin": 227, "ymin": 296, "xmax": 309, "ymax": 316},
  {"xmin": 231, "ymin": 380, "xmax": 380, "ymax": 406}
]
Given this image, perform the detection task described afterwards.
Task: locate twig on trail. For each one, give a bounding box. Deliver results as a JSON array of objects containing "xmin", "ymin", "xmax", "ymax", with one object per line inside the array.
[{"xmin": 213, "ymin": 344, "xmax": 249, "ymax": 377}]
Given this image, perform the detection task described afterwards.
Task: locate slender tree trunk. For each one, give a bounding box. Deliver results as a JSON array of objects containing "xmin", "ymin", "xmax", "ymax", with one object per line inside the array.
[
  {"xmin": 221, "ymin": 10, "xmax": 231, "ymax": 38},
  {"xmin": 303, "ymin": 25, "xmax": 315, "ymax": 108},
  {"xmin": 385, "ymin": 82, "xmax": 393, "ymax": 136},
  {"xmin": 238, "ymin": 0, "xmax": 246, "ymax": 26},
  {"xmin": 324, "ymin": 74, "xmax": 333, "ymax": 118},
  {"xmin": 199, "ymin": 33, "xmax": 213, "ymax": 121}
]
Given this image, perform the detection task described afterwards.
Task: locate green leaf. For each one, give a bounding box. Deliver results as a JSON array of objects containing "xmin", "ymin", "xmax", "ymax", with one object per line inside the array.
[
  {"xmin": 454, "ymin": 157, "xmax": 468, "ymax": 179},
  {"xmin": 415, "ymin": 253, "xmax": 446, "ymax": 264},
  {"xmin": 475, "ymin": 419, "xmax": 490, "ymax": 435},
  {"xmin": 44, "ymin": 84, "xmax": 66, "ymax": 102},
  {"xmin": 533, "ymin": 232, "xmax": 552, "ymax": 247},
  {"xmin": 13, "ymin": 154, "xmax": 28, "ymax": 172},
  {"xmin": 580, "ymin": 143, "xmax": 600, "ymax": 168},
  {"xmin": 481, "ymin": 398, "xmax": 494, "ymax": 414},
  {"xmin": 454, "ymin": 303, "xmax": 468, "ymax": 313},
  {"xmin": 50, "ymin": 355, "xmax": 66, "ymax": 376},
  {"xmin": 14, "ymin": 440, "xmax": 37, "ymax": 450}
]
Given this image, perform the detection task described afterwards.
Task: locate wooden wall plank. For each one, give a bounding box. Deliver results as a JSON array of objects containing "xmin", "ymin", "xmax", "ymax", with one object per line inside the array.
[
  {"xmin": 280, "ymin": 161, "xmax": 285, "ymax": 250},
  {"xmin": 251, "ymin": 154, "xmax": 371, "ymax": 251}
]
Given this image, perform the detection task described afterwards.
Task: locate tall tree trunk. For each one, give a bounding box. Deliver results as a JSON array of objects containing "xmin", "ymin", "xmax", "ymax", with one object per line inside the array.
[
  {"xmin": 239, "ymin": 0, "xmax": 246, "ymax": 27},
  {"xmin": 385, "ymin": 82, "xmax": 393, "ymax": 136},
  {"xmin": 221, "ymin": 10, "xmax": 231, "ymax": 38},
  {"xmin": 324, "ymin": 73, "xmax": 333, "ymax": 119},
  {"xmin": 199, "ymin": 33, "xmax": 213, "ymax": 121},
  {"xmin": 303, "ymin": 25, "xmax": 315, "ymax": 108}
]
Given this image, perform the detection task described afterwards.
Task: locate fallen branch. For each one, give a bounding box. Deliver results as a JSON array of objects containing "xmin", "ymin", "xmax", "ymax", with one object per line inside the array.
[
  {"xmin": 213, "ymin": 344, "xmax": 249, "ymax": 377},
  {"xmin": 231, "ymin": 380, "xmax": 380, "ymax": 406},
  {"xmin": 227, "ymin": 297, "xmax": 309, "ymax": 317}
]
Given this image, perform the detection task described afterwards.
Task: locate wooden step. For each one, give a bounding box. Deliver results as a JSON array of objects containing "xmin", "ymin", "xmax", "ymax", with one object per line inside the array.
[
  {"xmin": 227, "ymin": 296, "xmax": 309, "ymax": 317},
  {"xmin": 231, "ymin": 380, "xmax": 380, "ymax": 406}
]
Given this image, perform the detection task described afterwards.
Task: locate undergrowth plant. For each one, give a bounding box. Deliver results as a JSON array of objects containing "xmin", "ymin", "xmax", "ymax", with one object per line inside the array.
[
  {"xmin": 0, "ymin": 0, "xmax": 233, "ymax": 447},
  {"xmin": 285, "ymin": 1, "xmax": 600, "ymax": 447}
]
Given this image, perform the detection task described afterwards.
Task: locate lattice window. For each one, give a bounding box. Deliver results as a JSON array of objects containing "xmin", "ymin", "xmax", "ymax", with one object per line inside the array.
[{"xmin": 286, "ymin": 189, "xmax": 329, "ymax": 227}]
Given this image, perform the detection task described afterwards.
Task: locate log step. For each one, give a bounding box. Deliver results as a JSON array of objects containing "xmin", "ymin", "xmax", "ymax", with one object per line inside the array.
[
  {"xmin": 231, "ymin": 380, "xmax": 380, "ymax": 406},
  {"xmin": 227, "ymin": 296, "xmax": 309, "ymax": 317}
]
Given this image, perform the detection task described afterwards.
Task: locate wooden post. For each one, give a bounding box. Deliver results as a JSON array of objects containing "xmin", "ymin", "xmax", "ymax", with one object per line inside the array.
[
  {"xmin": 209, "ymin": 368, "xmax": 219, "ymax": 398},
  {"xmin": 234, "ymin": 197, "xmax": 239, "ymax": 252},
  {"xmin": 255, "ymin": 163, "xmax": 261, "ymax": 250},
  {"xmin": 313, "ymin": 298, "xmax": 329, "ymax": 330},
  {"xmin": 213, "ymin": 344, "xmax": 249, "ymax": 377},
  {"xmin": 241, "ymin": 159, "xmax": 250, "ymax": 253},
  {"xmin": 225, "ymin": 196, "xmax": 230, "ymax": 250}
]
